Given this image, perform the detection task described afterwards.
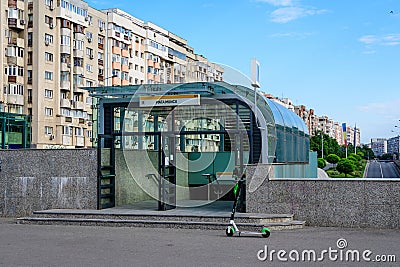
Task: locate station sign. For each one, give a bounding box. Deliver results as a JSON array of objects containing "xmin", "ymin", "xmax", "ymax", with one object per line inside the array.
[{"xmin": 139, "ymin": 94, "xmax": 200, "ymax": 107}]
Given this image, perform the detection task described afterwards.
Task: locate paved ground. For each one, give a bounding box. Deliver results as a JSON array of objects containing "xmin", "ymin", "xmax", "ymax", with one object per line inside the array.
[
  {"xmin": 365, "ymin": 160, "xmax": 400, "ymax": 178},
  {"xmin": 1, "ymin": 218, "xmax": 398, "ymax": 267}
]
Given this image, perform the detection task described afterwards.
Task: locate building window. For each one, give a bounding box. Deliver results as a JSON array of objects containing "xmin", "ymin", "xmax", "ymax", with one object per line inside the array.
[
  {"xmin": 45, "ymin": 52, "xmax": 53, "ymax": 62},
  {"xmin": 7, "ymin": 104, "xmax": 23, "ymax": 114},
  {"xmin": 45, "ymin": 0, "xmax": 53, "ymax": 8},
  {"xmin": 27, "ymin": 52, "xmax": 33, "ymax": 65},
  {"xmin": 45, "ymin": 71, "xmax": 53, "ymax": 80},
  {"xmin": 28, "ymin": 32, "xmax": 33, "ymax": 47},
  {"xmin": 86, "ymin": 130, "xmax": 92, "ymax": 138},
  {"xmin": 60, "ymin": 19, "xmax": 71, "ymax": 28},
  {"xmin": 45, "ymin": 107, "xmax": 53, "ymax": 116},
  {"xmin": 45, "ymin": 34, "xmax": 53, "ymax": 44},
  {"xmin": 86, "ymin": 64, "xmax": 93, "ymax": 72},
  {"xmin": 60, "ymin": 35, "xmax": 70, "ymax": 46},
  {"xmin": 86, "ymin": 47, "xmax": 93, "ymax": 57},
  {"xmin": 5, "ymin": 84, "xmax": 24, "ymax": 95},
  {"xmin": 63, "ymin": 126, "xmax": 73, "ymax": 135},
  {"xmin": 74, "ymin": 40, "xmax": 84, "ymax": 50},
  {"xmin": 112, "ymin": 69, "xmax": 120, "ymax": 77},
  {"xmin": 75, "ymin": 127, "xmax": 83, "ymax": 136},
  {"xmin": 60, "ymin": 71, "xmax": 70, "ymax": 81},
  {"xmin": 45, "ymin": 126, "xmax": 53, "ymax": 135},
  {"xmin": 86, "ymin": 31, "xmax": 93, "ymax": 39},
  {"xmin": 45, "ymin": 15, "xmax": 53, "ymax": 25},
  {"xmin": 45, "ymin": 89, "xmax": 53, "ymax": 98}
]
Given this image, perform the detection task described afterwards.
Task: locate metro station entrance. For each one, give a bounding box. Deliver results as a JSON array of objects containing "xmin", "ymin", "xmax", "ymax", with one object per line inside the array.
[{"xmin": 90, "ymin": 83, "xmax": 264, "ymax": 211}]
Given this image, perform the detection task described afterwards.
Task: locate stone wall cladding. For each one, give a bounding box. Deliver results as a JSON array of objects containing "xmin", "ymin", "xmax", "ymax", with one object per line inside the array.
[
  {"xmin": 246, "ymin": 164, "xmax": 400, "ymax": 229},
  {"xmin": 0, "ymin": 149, "xmax": 97, "ymax": 217}
]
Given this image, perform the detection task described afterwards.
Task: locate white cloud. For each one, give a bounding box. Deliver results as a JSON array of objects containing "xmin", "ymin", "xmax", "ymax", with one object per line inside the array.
[
  {"xmin": 269, "ymin": 31, "xmax": 315, "ymax": 38},
  {"xmin": 357, "ymin": 99, "xmax": 400, "ymax": 116},
  {"xmin": 270, "ymin": 7, "xmax": 327, "ymax": 23},
  {"xmin": 255, "ymin": 0, "xmax": 294, "ymax": 6},
  {"xmin": 359, "ymin": 34, "xmax": 400, "ymax": 53},
  {"xmin": 359, "ymin": 34, "xmax": 400, "ymax": 46}
]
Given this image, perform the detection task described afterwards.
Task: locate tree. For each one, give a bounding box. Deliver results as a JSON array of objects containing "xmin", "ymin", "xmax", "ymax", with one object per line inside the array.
[
  {"xmin": 310, "ymin": 131, "xmax": 344, "ymax": 158},
  {"xmin": 318, "ymin": 158, "xmax": 326, "ymax": 169},
  {"xmin": 326, "ymin": 154, "xmax": 340, "ymax": 164},
  {"xmin": 336, "ymin": 158, "xmax": 355, "ymax": 177}
]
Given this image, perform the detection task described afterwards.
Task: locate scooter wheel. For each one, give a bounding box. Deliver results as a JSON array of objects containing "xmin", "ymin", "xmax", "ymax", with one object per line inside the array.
[
  {"xmin": 226, "ymin": 226, "xmax": 234, "ymax": 237},
  {"xmin": 261, "ymin": 227, "xmax": 270, "ymax": 238}
]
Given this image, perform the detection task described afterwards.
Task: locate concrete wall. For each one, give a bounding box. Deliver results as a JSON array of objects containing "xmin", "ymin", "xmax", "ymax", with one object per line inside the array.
[
  {"xmin": 246, "ymin": 164, "xmax": 400, "ymax": 229},
  {"xmin": 0, "ymin": 149, "xmax": 97, "ymax": 217}
]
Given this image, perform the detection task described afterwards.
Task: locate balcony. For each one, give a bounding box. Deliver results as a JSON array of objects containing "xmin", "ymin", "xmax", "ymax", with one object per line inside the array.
[
  {"xmin": 98, "ymin": 59, "xmax": 104, "ymax": 66},
  {"xmin": 121, "ymin": 49, "xmax": 129, "ymax": 57},
  {"xmin": 73, "ymin": 65, "xmax": 84, "ymax": 74},
  {"xmin": 60, "ymin": 99, "xmax": 71, "ymax": 108},
  {"xmin": 112, "ymin": 62, "xmax": 121, "ymax": 69},
  {"xmin": 75, "ymin": 136, "xmax": 84, "ymax": 147},
  {"xmin": 7, "ymin": 56, "xmax": 17, "ymax": 65},
  {"xmin": 8, "ymin": 76, "xmax": 17, "ymax": 83},
  {"xmin": 73, "ymin": 101, "xmax": 85, "ymax": 110},
  {"xmin": 98, "ymin": 43, "xmax": 104, "ymax": 50},
  {"xmin": 7, "ymin": 95, "xmax": 24, "ymax": 105},
  {"xmin": 60, "ymin": 45, "xmax": 71, "ymax": 54},
  {"xmin": 60, "ymin": 80, "xmax": 71, "ymax": 90},
  {"xmin": 112, "ymin": 46, "xmax": 121, "ymax": 54},
  {"xmin": 62, "ymin": 135, "xmax": 72, "ymax": 146},
  {"xmin": 61, "ymin": 62, "xmax": 71, "ymax": 71},
  {"xmin": 121, "ymin": 64, "xmax": 129, "ymax": 72},
  {"xmin": 73, "ymin": 49, "xmax": 84, "ymax": 58}
]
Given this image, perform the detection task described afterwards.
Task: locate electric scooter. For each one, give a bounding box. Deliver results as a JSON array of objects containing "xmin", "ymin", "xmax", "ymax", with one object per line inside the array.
[{"xmin": 225, "ymin": 173, "xmax": 270, "ymax": 238}]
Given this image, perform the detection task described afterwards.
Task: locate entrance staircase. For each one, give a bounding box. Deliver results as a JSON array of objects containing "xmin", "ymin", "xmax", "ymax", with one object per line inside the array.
[{"xmin": 16, "ymin": 201, "xmax": 305, "ymax": 231}]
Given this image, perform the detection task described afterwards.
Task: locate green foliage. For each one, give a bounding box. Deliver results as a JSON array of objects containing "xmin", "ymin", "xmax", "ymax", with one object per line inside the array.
[
  {"xmin": 310, "ymin": 131, "xmax": 344, "ymax": 158},
  {"xmin": 357, "ymin": 151, "xmax": 364, "ymax": 159},
  {"xmin": 318, "ymin": 158, "xmax": 326, "ymax": 169},
  {"xmin": 326, "ymin": 154, "xmax": 340, "ymax": 164},
  {"xmin": 379, "ymin": 153, "xmax": 393, "ymax": 160},
  {"xmin": 336, "ymin": 158, "xmax": 355, "ymax": 177}
]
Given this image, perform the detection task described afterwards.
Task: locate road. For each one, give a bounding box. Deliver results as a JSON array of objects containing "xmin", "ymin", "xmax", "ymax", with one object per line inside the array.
[
  {"xmin": 364, "ymin": 160, "xmax": 400, "ymax": 178},
  {"xmin": 0, "ymin": 218, "xmax": 399, "ymax": 266}
]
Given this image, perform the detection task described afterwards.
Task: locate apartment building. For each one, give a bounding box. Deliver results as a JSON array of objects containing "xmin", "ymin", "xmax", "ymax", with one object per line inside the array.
[
  {"xmin": 1, "ymin": 1, "xmax": 223, "ymax": 148},
  {"xmin": 387, "ymin": 136, "xmax": 400, "ymax": 156},
  {"xmin": 371, "ymin": 138, "xmax": 387, "ymax": 156},
  {"xmin": 345, "ymin": 125, "xmax": 361, "ymax": 147}
]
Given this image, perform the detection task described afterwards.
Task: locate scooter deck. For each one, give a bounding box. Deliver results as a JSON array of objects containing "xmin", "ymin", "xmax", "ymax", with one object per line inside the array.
[{"xmin": 238, "ymin": 231, "xmax": 263, "ymax": 236}]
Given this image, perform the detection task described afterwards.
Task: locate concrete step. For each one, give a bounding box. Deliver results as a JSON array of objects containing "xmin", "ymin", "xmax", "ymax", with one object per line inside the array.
[
  {"xmin": 16, "ymin": 216, "xmax": 305, "ymax": 231},
  {"xmin": 28, "ymin": 209, "xmax": 294, "ymax": 224}
]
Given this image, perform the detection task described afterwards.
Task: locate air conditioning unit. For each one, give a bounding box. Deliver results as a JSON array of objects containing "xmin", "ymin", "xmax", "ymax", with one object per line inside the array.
[
  {"xmin": 45, "ymin": 40, "xmax": 50, "ymax": 46},
  {"xmin": 85, "ymin": 16, "xmax": 89, "ymax": 21},
  {"xmin": 50, "ymin": 5, "xmax": 55, "ymax": 10},
  {"xmin": 20, "ymin": 20, "xmax": 25, "ymax": 25},
  {"xmin": 87, "ymin": 38, "xmax": 92, "ymax": 43},
  {"xmin": 100, "ymin": 27, "xmax": 104, "ymax": 32},
  {"xmin": 67, "ymin": 63, "xmax": 71, "ymax": 68},
  {"xmin": 90, "ymin": 54, "xmax": 94, "ymax": 59},
  {"xmin": 49, "ymin": 23, "xmax": 54, "ymax": 29},
  {"xmin": 87, "ymin": 121, "xmax": 93, "ymax": 126},
  {"xmin": 49, "ymin": 134, "xmax": 55, "ymax": 140}
]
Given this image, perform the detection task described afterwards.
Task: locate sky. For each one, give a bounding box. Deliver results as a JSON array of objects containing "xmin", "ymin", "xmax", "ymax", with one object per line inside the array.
[{"xmin": 85, "ymin": 0, "xmax": 400, "ymax": 144}]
